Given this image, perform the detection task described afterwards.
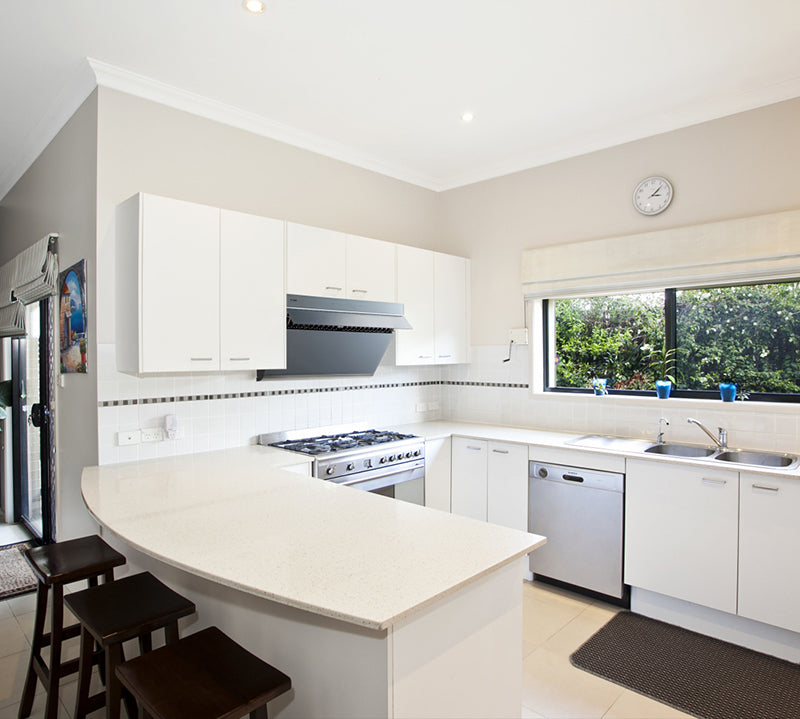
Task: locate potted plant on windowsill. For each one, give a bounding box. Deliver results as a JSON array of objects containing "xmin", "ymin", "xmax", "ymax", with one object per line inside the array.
[
  {"xmin": 719, "ymin": 377, "xmax": 737, "ymax": 402},
  {"xmin": 649, "ymin": 344, "xmax": 677, "ymax": 399}
]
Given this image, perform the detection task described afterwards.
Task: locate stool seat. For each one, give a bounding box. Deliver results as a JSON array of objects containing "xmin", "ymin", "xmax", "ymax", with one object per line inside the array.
[
  {"xmin": 25, "ymin": 535, "xmax": 126, "ymax": 586},
  {"xmin": 116, "ymin": 626, "xmax": 292, "ymax": 719},
  {"xmin": 66, "ymin": 571, "xmax": 196, "ymax": 719},
  {"xmin": 18, "ymin": 535, "xmax": 126, "ymax": 719}
]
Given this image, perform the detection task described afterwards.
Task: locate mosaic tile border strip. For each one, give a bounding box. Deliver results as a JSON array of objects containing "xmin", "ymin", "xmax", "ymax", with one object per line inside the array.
[{"xmin": 98, "ymin": 380, "xmax": 529, "ymax": 408}]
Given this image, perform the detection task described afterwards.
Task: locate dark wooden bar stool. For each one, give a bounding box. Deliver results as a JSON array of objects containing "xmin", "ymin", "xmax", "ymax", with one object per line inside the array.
[
  {"xmin": 64, "ymin": 571, "xmax": 196, "ymax": 719},
  {"xmin": 18, "ymin": 534, "xmax": 126, "ymax": 719},
  {"xmin": 116, "ymin": 626, "xmax": 292, "ymax": 719}
]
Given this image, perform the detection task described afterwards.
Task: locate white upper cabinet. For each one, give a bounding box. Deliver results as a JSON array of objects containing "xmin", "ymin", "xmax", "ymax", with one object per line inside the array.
[
  {"xmin": 116, "ymin": 194, "xmax": 286, "ymax": 373},
  {"xmin": 434, "ymin": 252, "xmax": 469, "ymax": 364},
  {"xmin": 346, "ymin": 235, "xmax": 396, "ymax": 303},
  {"xmin": 395, "ymin": 246, "xmax": 470, "ymax": 366},
  {"xmin": 286, "ymin": 222, "xmax": 347, "ymax": 298},
  {"xmin": 395, "ymin": 245, "xmax": 436, "ymax": 364},
  {"xmin": 219, "ymin": 210, "xmax": 285, "ymax": 371}
]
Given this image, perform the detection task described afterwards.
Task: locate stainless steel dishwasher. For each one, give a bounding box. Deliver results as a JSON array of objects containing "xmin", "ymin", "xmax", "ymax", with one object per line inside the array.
[{"xmin": 529, "ymin": 461, "xmax": 626, "ymax": 602}]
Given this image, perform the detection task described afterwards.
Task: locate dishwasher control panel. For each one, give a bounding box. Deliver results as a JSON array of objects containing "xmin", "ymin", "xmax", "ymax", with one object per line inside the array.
[{"xmin": 530, "ymin": 462, "xmax": 624, "ymax": 493}]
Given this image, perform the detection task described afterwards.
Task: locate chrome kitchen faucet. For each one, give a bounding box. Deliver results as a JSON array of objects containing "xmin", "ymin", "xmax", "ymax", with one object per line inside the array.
[{"xmin": 687, "ymin": 417, "xmax": 727, "ymax": 449}]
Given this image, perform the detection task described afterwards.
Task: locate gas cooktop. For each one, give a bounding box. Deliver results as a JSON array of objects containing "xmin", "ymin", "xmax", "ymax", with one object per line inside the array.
[{"xmin": 266, "ymin": 429, "xmax": 418, "ymax": 456}]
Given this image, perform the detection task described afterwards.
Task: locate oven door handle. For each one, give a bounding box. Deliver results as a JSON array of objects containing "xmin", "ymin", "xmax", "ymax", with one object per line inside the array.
[{"xmin": 337, "ymin": 463, "xmax": 424, "ymax": 492}]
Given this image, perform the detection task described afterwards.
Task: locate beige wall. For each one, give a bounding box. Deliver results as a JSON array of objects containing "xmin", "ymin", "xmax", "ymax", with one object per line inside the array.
[
  {"xmin": 438, "ymin": 97, "xmax": 800, "ymax": 345},
  {"xmin": 95, "ymin": 87, "xmax": 441, "ymax": 344},
  {"xmin": 0, "ymin": 90, "xmax": 99, "ymax": 539}
]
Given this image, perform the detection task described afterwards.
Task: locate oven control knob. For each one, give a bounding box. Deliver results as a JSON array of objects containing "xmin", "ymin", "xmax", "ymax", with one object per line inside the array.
[
  {"xmin": 347, "ymin": 463, "xmax": 355, "ymax": 471},
  {"xmin": 326, "ymin": 466, "xmax": 336, "ymax": 476},
  {"xmin": 538, "ymin": 467, "xmax": 548, "ymax": 479},
  {"xmin": 405, "ymin": 452, "xmax": 413, "ymax": 459},
  {"xmin": 413, "ymin": 450, "xmax": 421, "ymax": 457},
  {"xmin": 379, "ymin": 457, "xmax": 387, "ymax": 464},
  {"xmin": 389, "ymin": 455, "xmax": 396, "ymax": 462}
]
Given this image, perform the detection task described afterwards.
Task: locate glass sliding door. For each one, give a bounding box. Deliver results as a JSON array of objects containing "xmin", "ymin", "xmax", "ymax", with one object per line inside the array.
[{"xmin": 12, "ymin": 299, "xmax": 54, "ymax": 541}]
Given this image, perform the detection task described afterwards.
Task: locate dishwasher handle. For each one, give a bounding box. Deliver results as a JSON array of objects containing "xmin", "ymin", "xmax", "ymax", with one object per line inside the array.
[{"xmin": 562, "ymin": 473, "xmax": 585, "ymax": 483}]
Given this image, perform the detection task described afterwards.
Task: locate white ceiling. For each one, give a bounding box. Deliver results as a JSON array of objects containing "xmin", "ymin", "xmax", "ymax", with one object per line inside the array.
[{"xmin": 3, "ymin": 1, "xmax": 800, "ymax": 199}]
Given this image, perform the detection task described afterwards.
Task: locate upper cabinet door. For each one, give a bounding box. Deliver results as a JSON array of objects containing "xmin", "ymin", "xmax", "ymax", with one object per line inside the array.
[
  {"xmin": 140, "ymin": 195, "xmax": 221, "ymax": 373},
  {"xmin": 395, "ymin": 245, "xmax": 435, "ymax": 365},
  {"xmin": 286, "ymin": 222, "xmax": 347, "ymax": 298},
  {"xmin": 346, "ymin": 235, "xmax": 396, "ymax": 303},
  {"xmin": 434, "ymin": 252, "xmax": 470, "ymax": 364},
  {"xmin": 220, "ymin": 210, "xmax": 286, "ymax": 371}
]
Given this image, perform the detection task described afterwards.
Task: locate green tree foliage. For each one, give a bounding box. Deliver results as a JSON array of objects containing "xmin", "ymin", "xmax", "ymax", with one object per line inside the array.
[
  {"xmin": 554, "ymin": 294, "xmax": 664, "ymax": 389},
  {"xmin": 554, "ymin": 282, "xmax": 800, "ymax": 394},
  {"xmin": 677, "ymin": 283, "xmax": 800, "ymax": 393}
]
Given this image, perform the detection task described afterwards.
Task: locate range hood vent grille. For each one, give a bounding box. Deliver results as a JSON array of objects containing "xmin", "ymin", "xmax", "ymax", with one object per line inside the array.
[{"xmin": 286, "ymin": 319, "xmax": 393, "ymax": 334}]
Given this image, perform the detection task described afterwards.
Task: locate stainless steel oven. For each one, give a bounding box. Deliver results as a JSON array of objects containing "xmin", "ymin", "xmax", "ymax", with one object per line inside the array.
[{"xmin": 259, "ymin": 426, "xmax": 426, "ymax": 505}]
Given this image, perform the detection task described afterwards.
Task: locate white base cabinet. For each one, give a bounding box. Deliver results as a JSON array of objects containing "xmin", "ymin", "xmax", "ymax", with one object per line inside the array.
[
  {"xmin": 451, "ymin": 438, "xmax": 487, "ymax": 520},
  {"xmin": 738, "ymin": 472, "xmax": 800, "ymax": 634},
  {"xmin": 486, "ymin": 442, "xmax": 528, "ymax": 532},
  {"xmin": 624, "ymin": 458, "xmax": 738, "ymax": 614},
  {"xmin": 424, "ymin": 437, "xmax": 452, "ymax": 513}
]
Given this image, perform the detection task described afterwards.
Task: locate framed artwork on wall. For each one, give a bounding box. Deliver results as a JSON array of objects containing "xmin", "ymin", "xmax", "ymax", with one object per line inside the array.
[{"xmin": 59, "ymin": 259, "xmax": 87, "ymax": 373}]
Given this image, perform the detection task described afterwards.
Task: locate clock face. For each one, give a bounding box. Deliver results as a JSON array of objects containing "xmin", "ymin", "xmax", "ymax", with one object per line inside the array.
[{"xmin": 633, "ymin": 176, "xmax": 673, "ymax": 215}]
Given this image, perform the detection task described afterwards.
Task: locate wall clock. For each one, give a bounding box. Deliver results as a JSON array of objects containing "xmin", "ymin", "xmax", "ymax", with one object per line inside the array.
[{"xmin": 633, "ymin": 176, "xmax": 673, "ymax": 215}]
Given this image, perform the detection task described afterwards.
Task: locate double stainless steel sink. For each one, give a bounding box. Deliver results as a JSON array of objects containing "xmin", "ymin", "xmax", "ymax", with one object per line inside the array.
[{"xmin": 567, "ymin": 434, "xmax": 800, "ymax": 470}]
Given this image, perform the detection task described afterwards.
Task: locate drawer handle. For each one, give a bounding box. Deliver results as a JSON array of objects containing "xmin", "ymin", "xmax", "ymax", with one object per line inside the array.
[
  {"xmin": 229, "ymin": 357, "xmax": 250, "ymax": 361},
  {"xmin": 438, "ymin": 354, "xmax": 452, "ymax": 358},
  {"xmin": 492, "ymin": 449, "xmax": 509, "ymax": 454},
  {"xmin": 325, "ymin": 286, "xmax": 342, "ymax": 291},
  {"xmin": 351, "ymin": 289, "xmax": 368, "ymax": 294},
  {"xmin": 562, "ymin": 474, "xmax": 584, "ymax": 483},
  {"xmin": 418, "ymin": 355, "xmax": 433, "ymax": 359},
  {"xmin": 190, "ymin": 357, "xmax": 213, "ymax": 362},
  {"xmin": 752, "ymin": 484, "xmax": 779, "ymax": 492},
  {"xmin": 466, "ymin": 445, "xmax": 482, "ymax": 451},
  {"xmin": 702, "ymin": 477, "xmax": 727, "ymax": 486}
]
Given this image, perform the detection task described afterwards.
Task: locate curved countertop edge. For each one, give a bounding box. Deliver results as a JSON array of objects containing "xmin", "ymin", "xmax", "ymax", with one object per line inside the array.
[
  {"xmin": 394, "ymin": 420, "xmax": 800, "ymax": 479},
  {"xmin": 82, "ymin": 445, "xmax": 545, "ymax": 632}
]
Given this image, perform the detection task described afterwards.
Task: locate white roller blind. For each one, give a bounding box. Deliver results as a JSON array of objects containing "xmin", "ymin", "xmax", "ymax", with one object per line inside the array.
[
  {"xmin": 521, "ymin": 209, "xmax": 800, "ymax": 298},
  {"xmin": 0, "ymin": 233, "xmax": 58, "ymax": 336}
]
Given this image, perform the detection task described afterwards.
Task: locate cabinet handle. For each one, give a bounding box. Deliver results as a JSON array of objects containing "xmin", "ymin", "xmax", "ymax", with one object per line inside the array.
[
  {"xmin": 752, "ymin": 484, "xmax": 779, "ymax": 492},
  {"xmin": 229, "ymin": 357, "xmax": 251, "ymax": 362},
  {"xmin": 702, "ymin": 477, "xmax": 727, "ymax": 486},
  {"xmin": 466, "ymin": 445, "xmax": 483, "ymax": 451},
  {"xmin": 351, "ymin": 289, "xmax": 368, "ymax": 294},
  {"xmin": 325, "ymin": 286, "xmax": 343, "ymax": 291},
  {"xmin": 492, "ymin": 449, "xmax": 509, "ymax": 454},
  {"xmin": 190, "ymin": 357, "xmax": 213, "ymax": 362},
  {"xmin": 438, "ymin": 354, "xmax": 452, "ymax": 358},
  {"xmin": 418, "ymin": 355, "xmax": 433, "ymax": 359}
]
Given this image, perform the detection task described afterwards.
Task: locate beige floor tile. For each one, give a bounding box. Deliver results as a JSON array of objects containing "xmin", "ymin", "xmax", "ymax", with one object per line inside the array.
[
  {"xmin": 603, "ymin": 688, "xmax": 696, "ymax": 719},
  {"xmin": 6, "ymin": 592, "xmax": 36, "ymax": 618},
  {"xmin": 0, "ymin": 651, "xmax": 28, "ymax": 709},
  {"xmin": 522, "ymin": 646, "xmax": 624, "ymax": 719},
  {"xmin": 16, "ymin": 606, "xmax": 79, "ymax": 645},
  {"xmin": 521, "ymin": 705, "xmax": 547, "ymax": 718},
  {"xmin": 0, "ymin": 618, "xmax": 28, "ymax": 660},
  {"xmin": 0, "ymin": 693, "xmax": 72, "ymax": 719},
  {"xmin": 523, "ymin": 589, "xmax": 590, "ymax": 655},
  {"xmin": 0, "ymin": 604, "xmax": 12, "ymax": 621},
  {"xmin": 542, "ymin": 604, "xmax": 619, "ymax": 657}
]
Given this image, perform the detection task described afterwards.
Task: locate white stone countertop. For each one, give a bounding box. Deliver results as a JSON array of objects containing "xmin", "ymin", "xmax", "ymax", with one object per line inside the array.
[
  {"xmin": 392, "ymin": 421, "xmax": 800, "ymax": 479},
  {"xmin": 82, "ymin": 445, "xmax": 545, "ymax": 631}
]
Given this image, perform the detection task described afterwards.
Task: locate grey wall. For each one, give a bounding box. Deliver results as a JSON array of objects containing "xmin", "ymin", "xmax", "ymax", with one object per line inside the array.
[
  {"xmin": 0, "ymin": 90, "xmax": 99, "ymax": 539},
  {"xmin": 95, "ymin": 87, "xmax": 441, "ymax": 345},
  {"xmin": 438, "ymin": 97, "xmax": 800, "ymax": 345}
]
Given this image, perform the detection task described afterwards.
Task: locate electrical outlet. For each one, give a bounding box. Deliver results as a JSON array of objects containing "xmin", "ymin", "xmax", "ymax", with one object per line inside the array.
[
  {"xmin": 428, "ymin": 401, "xmax": 440, "ymax": 412},
  {"xmin": 117, "ymin": 430, "xmax": 140, "ymax": 446},
  {"xmin": 415, "ymin": 402, "xmax": 428, "ymax": 412},
  {"xmin": 141, "ymin": 428, "xmax": 164, "ymax": 442}
]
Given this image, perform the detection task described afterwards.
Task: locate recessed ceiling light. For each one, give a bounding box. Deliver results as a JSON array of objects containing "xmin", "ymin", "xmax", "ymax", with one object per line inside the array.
[
  {"xmin": 243, "ymin": 0, "xmax": 265, "ymax": 13},
  {"xmin": 461, "ymin": 112, "xmax": 475, "ymax": 123}
]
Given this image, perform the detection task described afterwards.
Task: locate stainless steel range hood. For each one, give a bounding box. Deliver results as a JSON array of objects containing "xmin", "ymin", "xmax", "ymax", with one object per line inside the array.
[{"xmin": 257, "ymin": 294, "xmax": 411, "ymax": 378}]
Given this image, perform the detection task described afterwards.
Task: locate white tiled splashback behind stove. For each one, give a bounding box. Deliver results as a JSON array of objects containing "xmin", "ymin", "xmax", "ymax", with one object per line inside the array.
[{"xmin": 97, "ymin": 342, "xmax": 800, "ymax": 465}]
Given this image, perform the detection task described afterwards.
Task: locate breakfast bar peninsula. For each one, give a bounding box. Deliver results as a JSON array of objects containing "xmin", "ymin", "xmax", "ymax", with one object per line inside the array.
[{"xmin": 82, "ymin": 446, "xmax": 545, "ymax": 719}]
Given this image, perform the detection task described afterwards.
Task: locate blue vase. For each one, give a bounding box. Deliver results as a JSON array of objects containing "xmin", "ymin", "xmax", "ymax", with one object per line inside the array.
[
  {"xmin": 720, "ymin": 382, "xmax": 737, "ymax": 402},
  {"xmin": 592, "ymin": 378, "xmax": 608, "ymax": 395},
  {"xmin": 655, "ymin": 380, "xmax": 672, "ymax": 399}
]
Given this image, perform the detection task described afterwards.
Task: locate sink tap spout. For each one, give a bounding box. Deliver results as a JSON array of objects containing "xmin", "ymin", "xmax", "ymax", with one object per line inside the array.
[
  {"xmin": 687, "ymin": 417, "xmax": 727, "ymax": 449},
  {"xmin": 657, "ymin": 417, "xmax": 670, "ymax": 444}
]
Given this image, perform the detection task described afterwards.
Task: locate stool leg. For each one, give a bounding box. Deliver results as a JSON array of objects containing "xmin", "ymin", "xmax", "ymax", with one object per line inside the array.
[
  {"xmin": 105, "ymin": 643, "xmax": 125, "ymax": 719},
  {"xmin": 43, "ymin": 584, "xmax": 64, "ymax": 719},
  {"xmin": 18, "ymin": 582, "xmax": 49, "ymax": 719},
  {"xmin": 251, "ymin": 707, "xmax": 268, "ymax": 719},
  {"xmin": 164, "ymin": 621, "xmax": 179, "ymax": 645},
  {"xmin": 73, "ymin": 627, "xmax": 95, "ymax": 719}
]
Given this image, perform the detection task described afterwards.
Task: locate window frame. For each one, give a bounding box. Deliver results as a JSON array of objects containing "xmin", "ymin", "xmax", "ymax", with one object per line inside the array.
[{"xmin": 543, "ymin": 282, "xmax": 800, "ymax": 404}]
